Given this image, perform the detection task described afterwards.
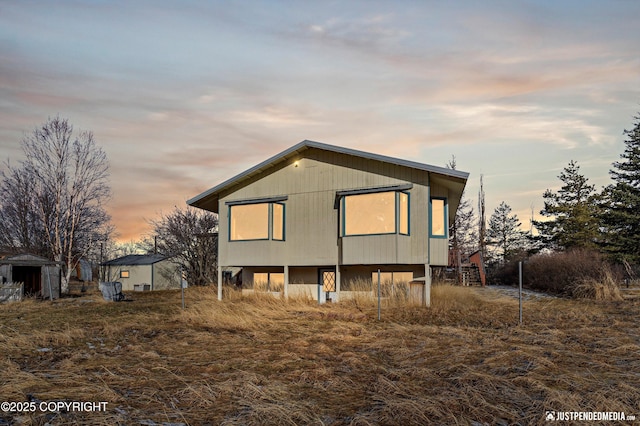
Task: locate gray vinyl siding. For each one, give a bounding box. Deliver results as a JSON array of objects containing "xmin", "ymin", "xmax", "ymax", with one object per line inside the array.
[{"xmin": 219, "ymin": 149, "xmax": 449, "ymax": 267}]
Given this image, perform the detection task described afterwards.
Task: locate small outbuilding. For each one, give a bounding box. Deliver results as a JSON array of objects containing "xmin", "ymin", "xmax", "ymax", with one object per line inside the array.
[
  {"xmin": 101, "ymin": 254, "xmax": 181, "ymax": 291},
  {"xmin": 0, "ymin": 254, "xmax": 62, "ymax": 299}
]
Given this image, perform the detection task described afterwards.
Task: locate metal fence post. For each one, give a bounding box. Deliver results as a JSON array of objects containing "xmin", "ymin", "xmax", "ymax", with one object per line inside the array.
[
  {"xmin": 377, "ymin": 269, "xmax": 381, "ymax": 321},
  {"xmin": 519, "ymin": 261, "xmax": 523, "ymax": 325}
]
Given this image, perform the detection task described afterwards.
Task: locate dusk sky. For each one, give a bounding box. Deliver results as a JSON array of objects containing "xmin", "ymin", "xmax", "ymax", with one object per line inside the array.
[{"xmin": 1, "ymin": 1, "xmax": 639, "ymax": 242}]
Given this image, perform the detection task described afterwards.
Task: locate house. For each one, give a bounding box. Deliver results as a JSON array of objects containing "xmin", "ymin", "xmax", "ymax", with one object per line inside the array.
[
  {"xmin": 188, "ymin": 140, "xmax": 469, "ymax": 304},
  {"xmin": 0, "ymin": 253, "xmax": 62, "ymax": 299},
  {"xmin": 101, "ymin": 254, "xmax": 181, "ymax": 291}
]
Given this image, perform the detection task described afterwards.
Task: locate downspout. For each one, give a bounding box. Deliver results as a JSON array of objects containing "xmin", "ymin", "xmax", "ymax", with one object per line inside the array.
[{"xmin": 151, "ymin": 263, "xmax": 154, "ymax": 291}]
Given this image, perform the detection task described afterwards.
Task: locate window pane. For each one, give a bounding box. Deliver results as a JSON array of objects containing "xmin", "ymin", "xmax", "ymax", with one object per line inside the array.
[
  {"xmin": 399, "ymin": 192, "xmax": 409, "ymax": 235},
  {"xmin": 269, "ymin": 273, "xmax": 284, "ymax": 286},
  {"xmin": 372, "ymin": 271, "xmax": 393, "ymax": 285},
  {"xmin": 393, "ymin": 272, "xmax": 413, "ymax": 283},
  {"xmin": 254, "ymin": 273, "xmax": 268, "ymax": 286},
  {"xmin": 254, "ymin": 272, "xmax": 284, "ymax": 291},
  {"xmin": 272, "ymin": 203, "xmax": 284, "ymax": 240},
  {"xmin": 431, "ymin": 198, "xmax": 445, "ymax": 236},
  {"xmin": 230, "ymin": 203, "xmax": 269, "ymax": 240},
  {"xmin": 344, "ymin": 192, "xmax": 396, "ymax": 235},
  {"xmin": 253, "ymin": 272, "xmax": 268, "ymax": 291},
  {"xmin": 322, "ymin": 271, "xmax": 336, "ymax": 292}
]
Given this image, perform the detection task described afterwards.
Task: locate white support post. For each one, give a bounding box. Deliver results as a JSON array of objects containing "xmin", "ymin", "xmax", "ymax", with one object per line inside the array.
[
  {"xmin": 217, "ymin": 267, "xmax": 223, "ymax": 301},
  {"xmin": 424, "ymin": 264, "xmax": 432, "ymax": 307},
  {"xmin": 284, "ymin": 265, "xmax": 289, "ymax": 299}
]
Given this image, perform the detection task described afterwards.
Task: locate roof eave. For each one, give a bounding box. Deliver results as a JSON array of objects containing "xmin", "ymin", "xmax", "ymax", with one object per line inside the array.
[{"xmin": 187, "ymin": 140, "xmax": 469, "ymax": 212}]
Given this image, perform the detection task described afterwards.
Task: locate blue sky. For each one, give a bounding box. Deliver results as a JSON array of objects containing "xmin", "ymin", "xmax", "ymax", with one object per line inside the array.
[{"xmin": 1, "ymin": 0, "xmax": 639, "ymax": 240}]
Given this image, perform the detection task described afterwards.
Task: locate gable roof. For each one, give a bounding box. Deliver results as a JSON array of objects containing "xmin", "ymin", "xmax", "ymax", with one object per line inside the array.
[
  {"xmin": 188, "ymin": 140, "xmax": 469, "ymax": 213},
  {"xmin": 0, "ymin": 253, "xmax": 63, "ymax": 266},
  {"xmin": 101, "ymin": 254, "xmax": 168, "ymax": 266}
]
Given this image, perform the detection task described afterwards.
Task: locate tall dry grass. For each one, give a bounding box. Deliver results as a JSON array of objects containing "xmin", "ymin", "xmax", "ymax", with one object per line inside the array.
[{"xmin": 1, "ymin": 285, "xmax": 638, "ymax": 425}]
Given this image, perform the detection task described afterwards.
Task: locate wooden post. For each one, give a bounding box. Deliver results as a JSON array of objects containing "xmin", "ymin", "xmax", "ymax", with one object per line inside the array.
[
  {"xmin": 424, "ymin": 265, "xmax": 432, "ymax": 307},
  {"xmin": 377, "ymin": 269, "xmax": 381, "ymax": 321}
]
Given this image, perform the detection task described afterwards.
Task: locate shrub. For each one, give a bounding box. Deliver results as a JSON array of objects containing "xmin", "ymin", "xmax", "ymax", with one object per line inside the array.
[{"xmin": 489, "ymin": 249, "xmax": 623, "ymax": 300}]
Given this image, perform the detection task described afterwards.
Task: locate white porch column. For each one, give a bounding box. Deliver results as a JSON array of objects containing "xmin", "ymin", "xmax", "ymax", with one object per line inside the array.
[
  {"xmin": 424, "ymin": 264, "xmax": 432, "ymax": 307},
  {"xmin": 217, "ymin": 267, "xmax": 223, "ymax": 301},
  {"xmin": 284, "ymin": 265, "xmax": 289, "ymax": 299}
]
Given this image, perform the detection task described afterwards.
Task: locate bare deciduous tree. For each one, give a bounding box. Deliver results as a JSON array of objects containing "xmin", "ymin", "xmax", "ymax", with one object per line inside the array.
[
  {"xmin": 149, "ymin": 206, "xmax": 218, "ymax": 286},
  {"xmin": 0, "ymin": 117, "xmax": 112, "ymax": 292},
  {"xmin": 0, "ymin": 161, "xmax": 47, "ymax": 254}
]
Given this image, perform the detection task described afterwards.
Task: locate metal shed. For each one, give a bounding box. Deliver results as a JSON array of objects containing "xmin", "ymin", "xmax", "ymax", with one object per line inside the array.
[
  {"xmin": 101, "ymin": 254, "xmax": 180, "ymax": 291},
  {"xmin": 0, "ymin": 254, "xmax": 62, "ymax": 299}
]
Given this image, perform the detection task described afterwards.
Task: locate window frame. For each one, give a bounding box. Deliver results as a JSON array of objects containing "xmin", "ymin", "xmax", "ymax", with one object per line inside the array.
[
  {"xmin": 227, "ymin": 200, "xmax": 286, "ymax": 242},
  {"xmin": 429, "ymin": 197, "xmax": 448, "ymax": 238},
  {"xmin": 399, "ymin": 191, "xmax": 410, "ymax": 236},
  {"xmin": 120, "ymin": 270, "xmax": 130, "ymax": 278},
  {"xmin": 341, "ymin": 189, "xmax": 410, "ymax": 237},
  {"xmin": 271, "ymin": 202, "xmax": 285, "ymax": 241},
  {"xmin": 229, "ymin": 202, "xmax": 270, "ymax": 241}
]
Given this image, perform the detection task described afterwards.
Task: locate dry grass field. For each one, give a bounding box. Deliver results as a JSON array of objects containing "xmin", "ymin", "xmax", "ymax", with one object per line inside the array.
[{"xmin": 1, "ymin": 285, "xmax": 639, "ymax": 425}]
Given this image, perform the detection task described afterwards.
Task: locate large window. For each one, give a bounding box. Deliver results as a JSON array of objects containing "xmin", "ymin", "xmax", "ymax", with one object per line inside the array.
[
  {"xmin": 430, "ymin": 197, "xmax": 447, "ymax": 238},
  {"xmin": 229, "ymin": 202, "xmax": 285, "ymax": 241},
  {"xmin": 342, "ymin": 191, "xmax": 410, "ymax": 236}
]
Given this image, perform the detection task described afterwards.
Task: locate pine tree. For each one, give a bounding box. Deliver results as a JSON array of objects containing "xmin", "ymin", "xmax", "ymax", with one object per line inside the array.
[
  {"xmin": 601, "ymin": 114, "xmax": 640, "ymax": 263},
  {"xmin": 533, "ymin": 160, "xmax": 600, "ymax": 250},
  {"xmin": 487, "ymin": 201, "xmax": 528, "ymax": 264},
  {"xmin": 446, "ymin": 156, "xmax": 478, "ymax": 262}
]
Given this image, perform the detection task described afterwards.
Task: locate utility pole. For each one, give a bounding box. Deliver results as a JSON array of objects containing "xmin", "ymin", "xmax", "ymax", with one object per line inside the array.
[{"xmin": 478, "ymin": 174, "xmax": 487, "ymax": 262}]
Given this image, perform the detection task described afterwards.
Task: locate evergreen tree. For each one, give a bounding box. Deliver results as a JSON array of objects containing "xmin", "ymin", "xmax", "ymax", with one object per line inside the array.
[
  {"xmin": 533, "ymin": 160, "xmax": 600, "ymax": 250},
  {"xmin": 487, "ymin": 201, "xmax": 527, "ymax": 264},
  {"xmin": 601, "ymin": 114, "xmax": 640, "ymax": 263},
  {"xmin": 446, "ymin": 156, "xmax": 478, "ymax": 262}
]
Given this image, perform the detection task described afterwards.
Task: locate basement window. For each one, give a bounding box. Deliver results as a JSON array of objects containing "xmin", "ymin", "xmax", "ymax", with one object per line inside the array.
[
  {"xmin": 371, "ymin": 271, "xmax": 413, "ymax": 285},
  {"xmin": 253, "ymin": 272, "xmax": 284, "ymax": 292},
  {"xmin": 430, "ymin": 197, "xmax": 447, "ymax": 238}
]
